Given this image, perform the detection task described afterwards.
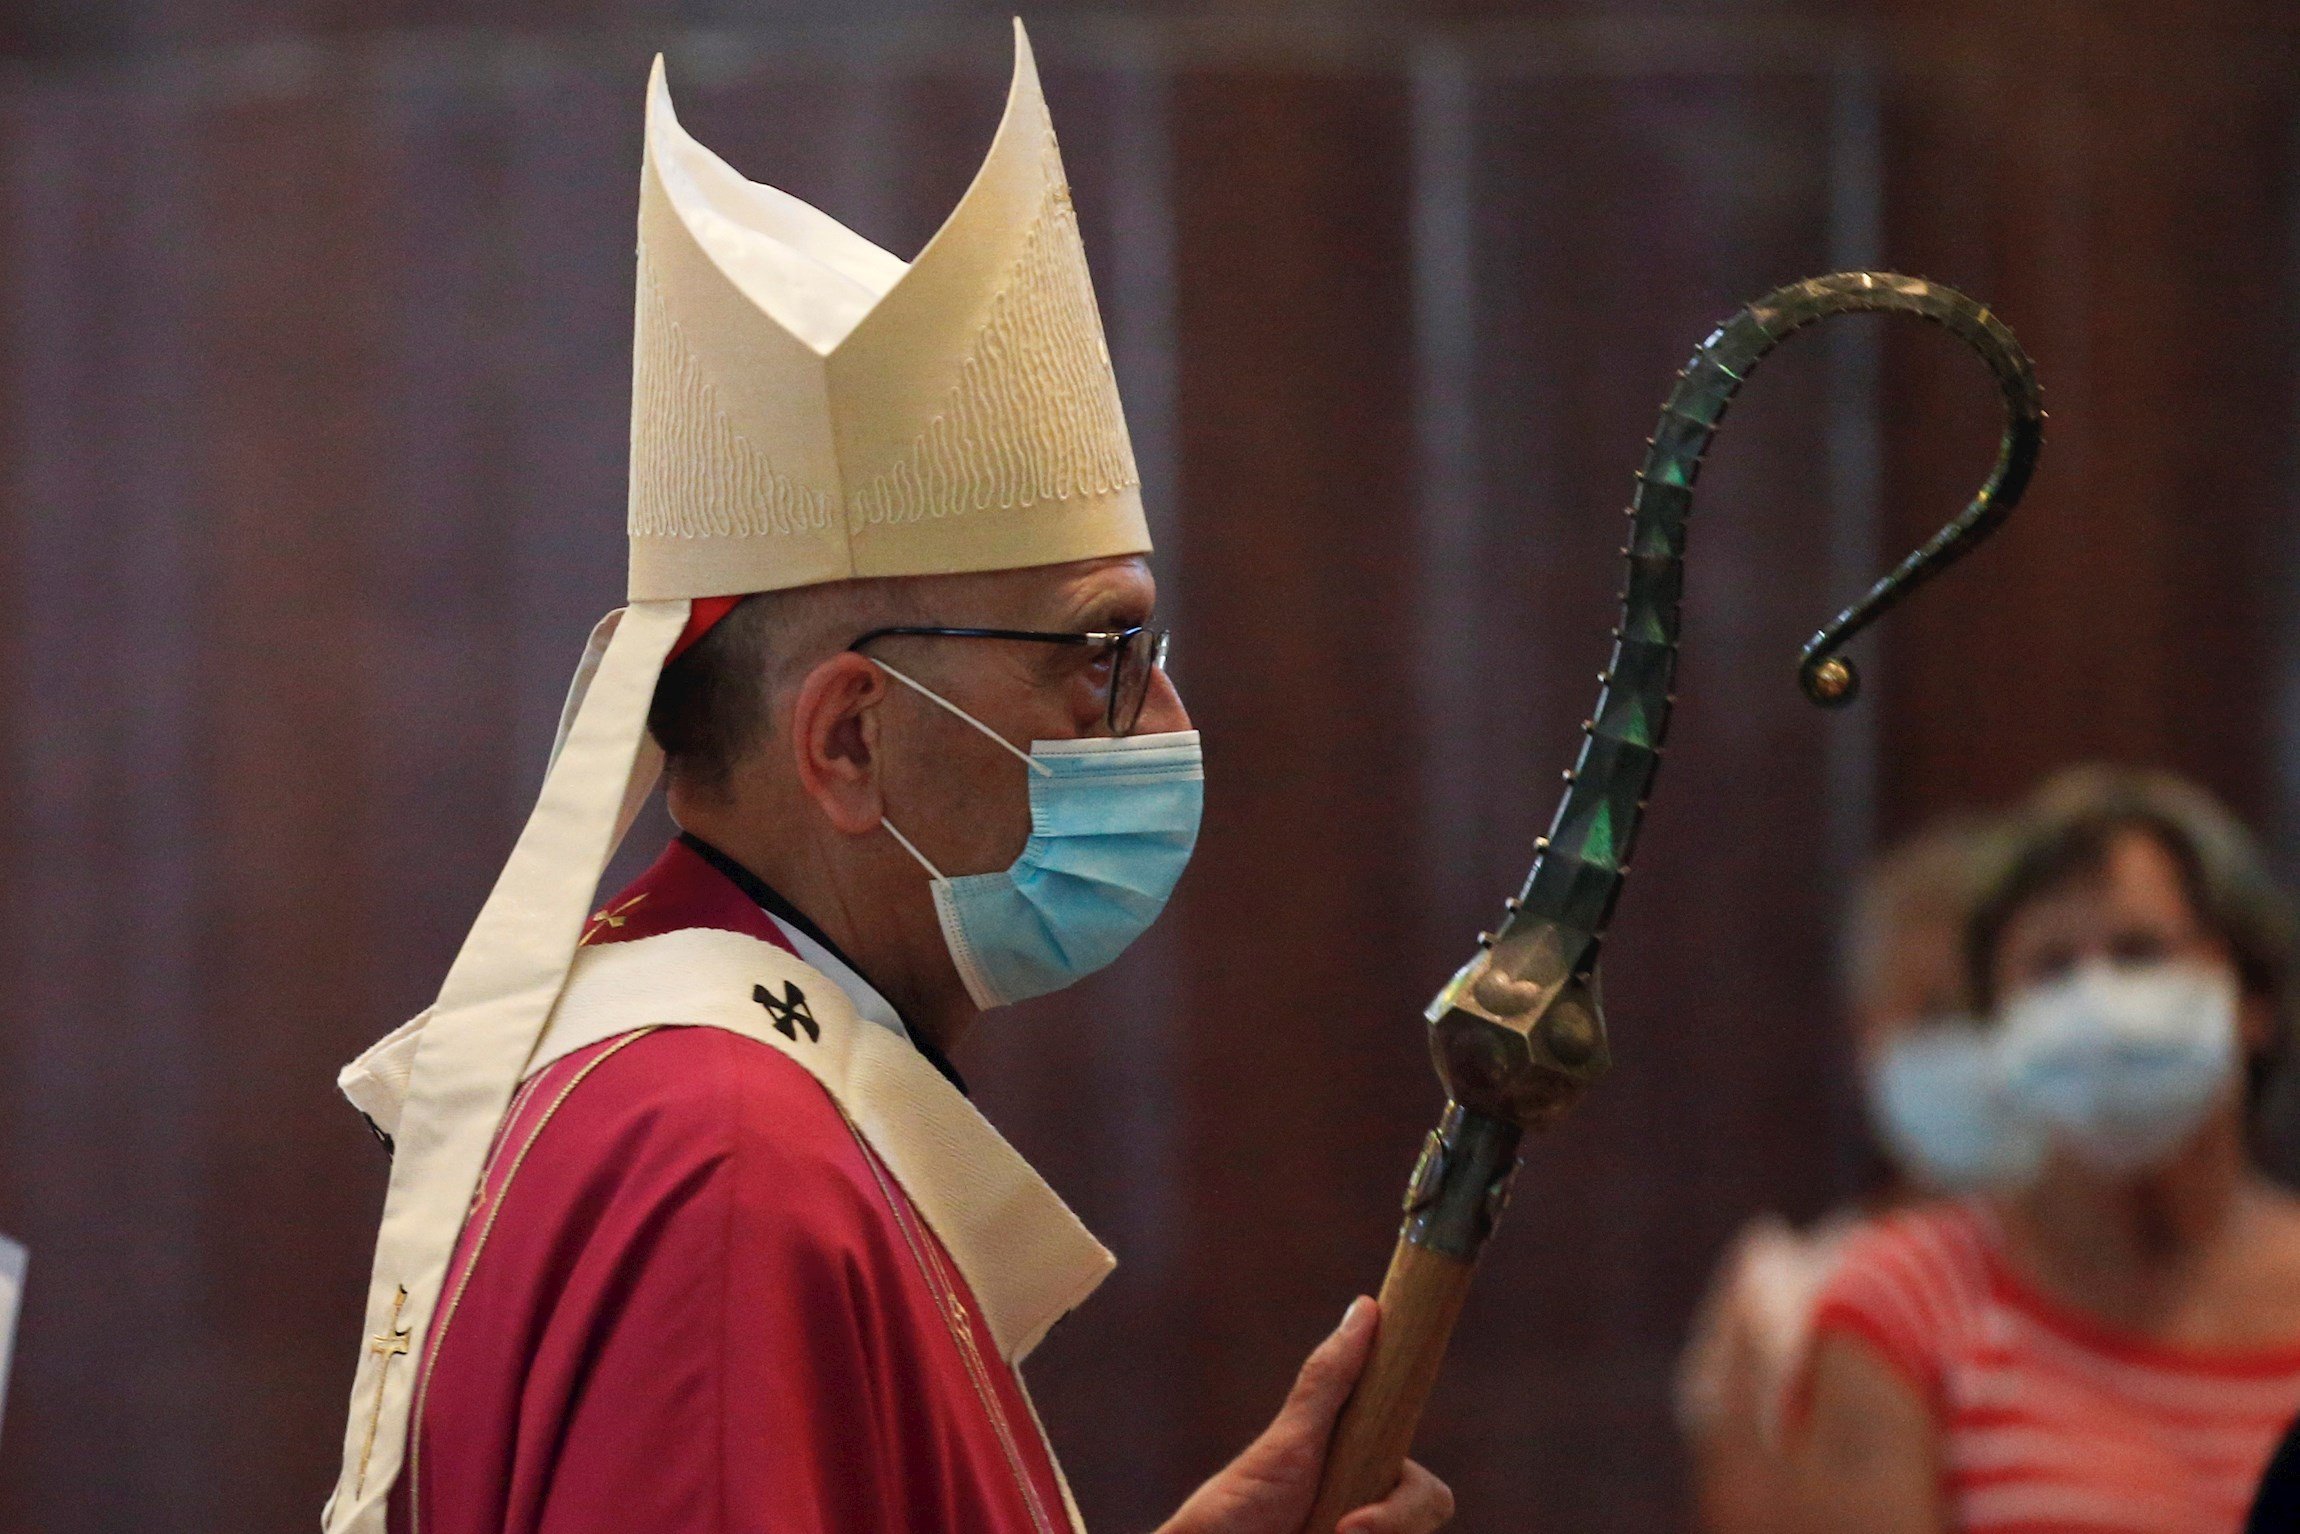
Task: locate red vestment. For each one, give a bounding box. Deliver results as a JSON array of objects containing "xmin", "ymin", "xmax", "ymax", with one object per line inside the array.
[{"xmin": 392, "ymin": 839, "xmax": 1080, "ymax": 1534}]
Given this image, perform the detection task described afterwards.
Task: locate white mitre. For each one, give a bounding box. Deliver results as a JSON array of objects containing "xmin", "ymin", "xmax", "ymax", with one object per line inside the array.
[{"xmin": 322, "ymin": 23, "xmax": 1144, "ymax": 1530}]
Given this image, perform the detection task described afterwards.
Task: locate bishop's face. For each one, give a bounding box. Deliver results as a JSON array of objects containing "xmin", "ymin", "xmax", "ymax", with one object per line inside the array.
[{"xmin": 862, "ymin": 555, "xmax": 1186, "ymax": 885}]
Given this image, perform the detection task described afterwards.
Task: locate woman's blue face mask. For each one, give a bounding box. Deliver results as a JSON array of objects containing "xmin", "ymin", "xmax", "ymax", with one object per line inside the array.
[
  {"xmin": 1865, "ymin": 1022, "xmax": 2046, "ymax": 1193},
  {"xmin": 1865, "ymin": 961, "xmax": 2240, "ymax": 1189},
  {"xmin": 873, "ymin": 660, "xmax": 1203, "ymax": 1011},
  {"xmin": 1995, "ymin": 961, "xmax": 2239, "ymax": 1174}
]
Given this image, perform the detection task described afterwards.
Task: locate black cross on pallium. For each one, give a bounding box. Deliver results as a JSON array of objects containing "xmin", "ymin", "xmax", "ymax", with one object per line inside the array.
[{"xmin": 753, "ymin": 981, "xmax": 818, "ymax": 1043}]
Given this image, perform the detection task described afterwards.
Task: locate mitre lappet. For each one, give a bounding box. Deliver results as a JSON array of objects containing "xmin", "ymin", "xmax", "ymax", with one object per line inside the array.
[{"xmin": 323, "ymin": 22, "xmax": 1145, "ymax": 1529}]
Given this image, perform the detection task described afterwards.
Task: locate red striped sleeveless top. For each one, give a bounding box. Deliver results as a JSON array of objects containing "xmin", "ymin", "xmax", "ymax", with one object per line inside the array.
[{"xmin": 1807, "ymin": 1202, "xmax": 2300, "ymax": 1532}]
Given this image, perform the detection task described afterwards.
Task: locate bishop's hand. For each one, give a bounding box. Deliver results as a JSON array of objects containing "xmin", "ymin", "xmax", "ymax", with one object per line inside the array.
[{"xmin": 1155, "ymin": 1298, "xmax": 1455, "ymax": 1534}]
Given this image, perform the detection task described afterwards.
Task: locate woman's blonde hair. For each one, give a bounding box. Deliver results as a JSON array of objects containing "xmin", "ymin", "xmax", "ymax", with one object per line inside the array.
[{"xmin": 1840, "ymin": 814, "xmax": 2009, "ymax": 1014}]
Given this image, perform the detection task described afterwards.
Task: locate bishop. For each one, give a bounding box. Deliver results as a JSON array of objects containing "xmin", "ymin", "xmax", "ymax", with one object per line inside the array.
[{"xmin": 322, "ymin": 24, "xmax": 1453, "ymax": 1534}]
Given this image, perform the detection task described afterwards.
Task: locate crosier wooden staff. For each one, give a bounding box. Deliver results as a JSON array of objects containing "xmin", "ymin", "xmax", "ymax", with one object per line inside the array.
[{"xmin": 1302, "ymin": 271, "xmax": 2047, "ymax": 1532}]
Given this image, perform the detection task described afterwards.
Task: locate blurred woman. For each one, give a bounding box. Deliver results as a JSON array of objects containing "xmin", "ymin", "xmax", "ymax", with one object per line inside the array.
[
  {"xmin": 1794, "ymin": 767, "xmax": 2300, "ymax": 1534},
  {"xmin": 1680, "ymin": 817, "xmax": 2005, "ymax": 1534}
]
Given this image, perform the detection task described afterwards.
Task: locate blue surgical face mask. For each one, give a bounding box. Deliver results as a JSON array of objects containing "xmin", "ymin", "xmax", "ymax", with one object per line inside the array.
[
  {"xmin": 1997, "ymin": 961, "xmax": 2238, "ymax": 1175},
  {"xmin": 873, "ymin": 661, "xmax": 1203, "ymax": 1010},
  {"xmin": 1865, "ymin": 1021, "xmax": 2047, "ymax": 1192}
]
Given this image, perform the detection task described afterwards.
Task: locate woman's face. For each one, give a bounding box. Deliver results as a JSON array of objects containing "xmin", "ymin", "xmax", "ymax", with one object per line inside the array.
[{"xmin": 1992, "ymin": 828, "xmax": 2260, "ymax": 1046}]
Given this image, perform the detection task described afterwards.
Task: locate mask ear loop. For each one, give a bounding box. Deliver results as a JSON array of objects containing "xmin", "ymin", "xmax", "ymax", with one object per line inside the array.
[
  {"xmin": 868, "ymin": 656, "xmax": 1054, "ymax": 883},
  {"xmin": 880, "ymin": 815, "xmax": 949, "ymax": 881},
  {"xmin": 871, "ymin": 658, "xmax": 1054, "ymax": 777}
]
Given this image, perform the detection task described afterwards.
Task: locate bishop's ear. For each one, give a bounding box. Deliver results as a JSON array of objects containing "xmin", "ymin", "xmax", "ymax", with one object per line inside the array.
[{"xmin": 788, "ymin": 652, "xmax": 892, "ymax": 837}]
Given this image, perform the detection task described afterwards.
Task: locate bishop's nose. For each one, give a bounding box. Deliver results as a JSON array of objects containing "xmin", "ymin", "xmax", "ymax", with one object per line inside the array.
[{"xmin": 1135, "ymin": 663, "xmax": 1191, "ymax": 736}]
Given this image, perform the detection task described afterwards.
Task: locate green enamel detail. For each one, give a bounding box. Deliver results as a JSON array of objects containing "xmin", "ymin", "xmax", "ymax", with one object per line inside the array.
[
  {"xmin": 1580, "ymin": 801, "xmax": 1618, "ymax": 867},
  {"xmin": 1609, "ymin": 694, "xmax": 1652, "ymax": 747},
  {"xmin": 1631, "ymin": 521, "xmax": 1678, "ymax": 557}
]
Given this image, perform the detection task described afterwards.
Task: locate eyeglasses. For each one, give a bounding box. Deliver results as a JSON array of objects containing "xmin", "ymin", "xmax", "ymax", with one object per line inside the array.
[{"xmin": 849, "ymin": 625, "xmax": 1173, "ymax": 736}]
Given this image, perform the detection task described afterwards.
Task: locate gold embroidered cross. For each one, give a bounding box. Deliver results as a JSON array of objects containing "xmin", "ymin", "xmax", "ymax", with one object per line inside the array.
[
  {"xmin": 581, "ymin": 893, "xmax": 649, "ymax": 946},
  {"xmin": 354, "ymin": 1285, "xmax": 413, "ymax": 1496}
]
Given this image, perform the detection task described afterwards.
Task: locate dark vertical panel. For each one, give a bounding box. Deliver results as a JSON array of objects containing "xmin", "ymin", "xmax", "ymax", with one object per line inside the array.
[
  {"xmin": 0, "ymin": 78, "xmax": 218, "ymax": 1532},
  {"xmin": 1875, "ymin": 11, "xmax": 2300, "ymax": 835},
  {"xmin": 1165, "ymin": 60, "xmax": 1423, "ymax": 1486},
  {"xmin": 361, "ymin": 51, "xmax": 527, "ymax": 1052},
  {"xmin": 500, "ymin": 50, "xmax": 642, "ymax": 787},
  {"xmin": 1436, "ymin": 66, "xmax": 1846, "ymax": 1533},
  {"xmin": 497, "ymin": 47, "xmax": 660, "ymax": 904},
  {"xmin": 192, "ymin": 73, "xmax": 392, "ymax": 1525}
]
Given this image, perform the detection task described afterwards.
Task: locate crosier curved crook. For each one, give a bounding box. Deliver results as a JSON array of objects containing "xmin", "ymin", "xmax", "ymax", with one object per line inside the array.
[{"xmin": 1301, "ymin": 272, "xmax": 2044, "ymax": 1533}]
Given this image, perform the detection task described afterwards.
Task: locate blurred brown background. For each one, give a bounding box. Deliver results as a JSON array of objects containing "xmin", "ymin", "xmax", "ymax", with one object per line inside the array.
[{"xmin": 1, "ymin": 1, "xmax": 2295, "ymax": 1530}]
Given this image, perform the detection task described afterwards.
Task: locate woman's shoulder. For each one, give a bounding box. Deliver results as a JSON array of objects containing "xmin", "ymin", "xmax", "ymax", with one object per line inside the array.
[
  {"xmin": 1808, "ymin": 1201, "xmax": 1997, "ymax": 1370},
  {"xmin": 1828, "ymin": 1199, "xmax": 1996, "ymax": 1288}
]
